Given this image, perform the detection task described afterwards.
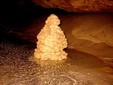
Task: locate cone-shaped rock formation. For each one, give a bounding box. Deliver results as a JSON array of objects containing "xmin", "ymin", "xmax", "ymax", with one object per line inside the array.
[{"xmin": 34, "ymin": 14, "xmax": 68, "ymax": 60}]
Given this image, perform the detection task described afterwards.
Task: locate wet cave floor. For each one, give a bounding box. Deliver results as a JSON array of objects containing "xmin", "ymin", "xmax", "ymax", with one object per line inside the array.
[{"xmin": 0, "ymin": 37, "xmax": 113, "ymax": 85}]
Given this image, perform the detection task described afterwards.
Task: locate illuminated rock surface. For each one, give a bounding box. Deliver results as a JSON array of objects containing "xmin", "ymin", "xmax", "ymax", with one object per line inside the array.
[
  {"xmin": 0, "ymin": 39, "xmax": 113, "ymax": 85},
  {"xmin": 34, "ymin": 14, "xmax": 67, "ymax": 60},
  {"xmin": 33, "ymin": 0, "xmax": 113, "ymax": 12},
  {"xmin": 12, "ymin": 13, "xmax": 113, "ymax": 65},
  {"xmin": 0, "ymin": 13, "xmax": 113, "ymax": 85}
]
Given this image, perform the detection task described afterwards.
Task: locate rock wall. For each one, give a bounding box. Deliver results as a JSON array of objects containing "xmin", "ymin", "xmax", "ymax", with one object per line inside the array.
[
  {"xmin": 10, "ymin": 13, "xmax": 113, "ymax": 64},
  {"xmin": 33, "ymin": 0, "xmax": 113, "ymax": 12}
]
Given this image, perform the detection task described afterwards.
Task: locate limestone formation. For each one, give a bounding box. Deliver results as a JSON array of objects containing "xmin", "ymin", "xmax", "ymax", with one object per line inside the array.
[{"xmin": 34, "ymin": 14, "xmax": 68, "ymax": 60}]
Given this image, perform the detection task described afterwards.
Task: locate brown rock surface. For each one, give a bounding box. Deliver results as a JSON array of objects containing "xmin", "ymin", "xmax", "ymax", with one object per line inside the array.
[
  {"xmin": 33, "ymin": 0, "xmax": 113, "ymax": 12},
  {"xmin": 0, "ymin": 13, "xmax": 113, "ymax": 84},
  {"xmin": 8, "ymin": 13, "xmax": 113, "ymax": 67}
]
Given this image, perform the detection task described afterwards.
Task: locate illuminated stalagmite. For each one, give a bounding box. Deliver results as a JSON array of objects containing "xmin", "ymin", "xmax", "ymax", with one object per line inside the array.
[{"xmin": 34, "ymin": 14, "xmax": 68, "ymax": 60}]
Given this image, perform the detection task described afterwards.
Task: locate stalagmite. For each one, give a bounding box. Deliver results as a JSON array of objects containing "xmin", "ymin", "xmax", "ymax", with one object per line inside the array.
[{"xmin": 34, "ymin": 14, "xmax": 68, "ymax": 60}]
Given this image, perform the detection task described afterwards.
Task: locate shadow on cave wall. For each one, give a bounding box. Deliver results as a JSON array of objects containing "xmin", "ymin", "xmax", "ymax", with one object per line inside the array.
[
  {"xmin": 0, "ymin": 0, "xmax": 67, "ymax": 29},
  {"xmin": 0, "ymin": 0, "xmax": 68, "ymax": 43}
]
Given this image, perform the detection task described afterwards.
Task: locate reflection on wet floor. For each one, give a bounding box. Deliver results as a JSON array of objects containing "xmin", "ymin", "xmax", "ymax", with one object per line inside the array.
[{"xmin": 0, "ymin": 39, "xmax": 113, "ymax": 85}]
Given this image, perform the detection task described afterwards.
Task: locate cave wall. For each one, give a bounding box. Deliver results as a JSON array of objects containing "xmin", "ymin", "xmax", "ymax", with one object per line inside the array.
[{"xmin": 33, "ymin": 0, "xmax": 113, "ymax": 12}]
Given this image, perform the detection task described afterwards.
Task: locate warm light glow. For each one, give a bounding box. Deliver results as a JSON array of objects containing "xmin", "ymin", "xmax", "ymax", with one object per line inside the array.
[{"xmin": 34, "ymin": 14, "xmax": 68, "ymax": 60}]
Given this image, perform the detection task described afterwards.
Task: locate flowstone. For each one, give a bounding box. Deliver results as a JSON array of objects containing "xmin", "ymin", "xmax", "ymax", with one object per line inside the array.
[{"xmin": 34, "ymin": 14, "xmax": 68, "ymax": 60}]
